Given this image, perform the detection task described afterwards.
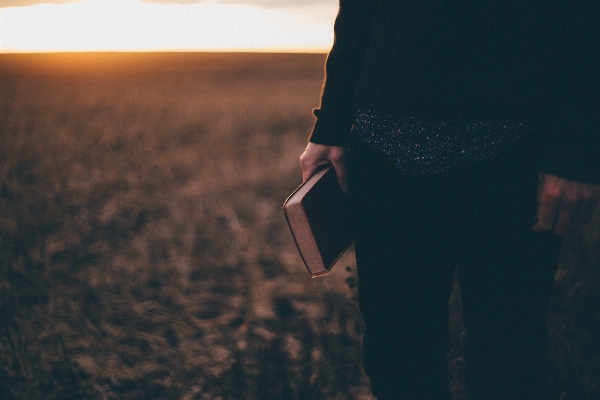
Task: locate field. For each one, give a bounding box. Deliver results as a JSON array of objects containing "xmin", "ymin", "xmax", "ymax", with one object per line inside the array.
[{"xmin": 0, "ymin": 52, "xmax": 599, "ymax": 400}]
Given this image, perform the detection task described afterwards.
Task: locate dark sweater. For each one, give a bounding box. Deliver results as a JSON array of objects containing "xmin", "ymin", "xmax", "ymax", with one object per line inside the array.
[{"xmin": 309, "ymin": 1, "xmax": 600, "ymax": 183}]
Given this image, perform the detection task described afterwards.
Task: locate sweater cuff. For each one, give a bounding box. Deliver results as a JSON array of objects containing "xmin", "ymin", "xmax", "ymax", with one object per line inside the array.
[
  {"xmin": 539, "ymin": 156, "xmax": 600, "ymax": 185},
  {"xmin": 538, "ymin": 130, "xmax": 600, "ymax": 184},
  {"xmin": 308, "ymin": 109, "xmax": 353, "ymax": 147}
]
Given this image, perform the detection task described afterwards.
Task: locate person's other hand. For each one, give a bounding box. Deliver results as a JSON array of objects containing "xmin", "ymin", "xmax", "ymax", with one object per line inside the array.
[
  {"xmin": 533, "ymin": 172, "xmax": 600, "ymax": 236},
  {"xmin": 300, "ymin": 143, "xmax": 348, "ymax": 193}
]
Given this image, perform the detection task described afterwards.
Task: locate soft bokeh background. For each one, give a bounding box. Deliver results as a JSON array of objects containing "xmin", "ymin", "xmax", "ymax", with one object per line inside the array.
[{"xmin": 0, "ymin": 52, "xmax": 377, "ymax": 399}]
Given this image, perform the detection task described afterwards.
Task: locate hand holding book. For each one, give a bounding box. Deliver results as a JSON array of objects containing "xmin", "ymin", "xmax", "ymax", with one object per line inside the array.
[
  {"xmin": 300, "ymin": 143, "xmax": 348, "ymax": 193},
  {"xmin": 282, "ymin": 166, "xmax": 354, "ymax": 277}
]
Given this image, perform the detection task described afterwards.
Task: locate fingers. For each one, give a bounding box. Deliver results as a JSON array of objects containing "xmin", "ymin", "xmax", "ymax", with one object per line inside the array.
[
  {"xmin": 533, "ymin": 185, "xmax": 560, "ymax": 234},
  {"xmin": 535, "ymin": 171, "xmax": 546, "ymax": 219},
  {"xmin": 533, "ymin": 173, "xmax": 600, "ymax": 236},
  {"xmin": 572, "ymin": 185, "xmax": 597, "ymax": 226},
  {"xmin": 553, "ymin": 187, "xmax": 580, "ymax": 235},
  {"xmin": 300, "ymin": 143, "xmax": 328, "ymax": 181},
  {"xmin": 301, "ymin": 159, "xmax": 321, "ymax": 183},
  {"xmin": 300, "ymin": 143, "xmax": 348, "ymax": 192},
  {"xmin": 582, "ymin": 183, "xmax": 600, "ymax": 224},
  {"xmin": 331, "ymin": 153, "xmax": 348, "ymax": 193},
  {"xmin": 552, "ymin": 203, "xmax": 576, "ymax": 236}
]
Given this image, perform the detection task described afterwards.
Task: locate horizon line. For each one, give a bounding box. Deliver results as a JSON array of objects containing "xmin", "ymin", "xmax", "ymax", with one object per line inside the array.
[{"xmin": 0, "ymin": 48, "xmax": 330, "ymax": 55}]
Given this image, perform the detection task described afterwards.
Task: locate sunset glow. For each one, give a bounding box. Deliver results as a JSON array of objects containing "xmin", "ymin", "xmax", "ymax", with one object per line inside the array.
[{"xmin": 0, "ymin": 1, "xmax": 336, "ymax": 52}]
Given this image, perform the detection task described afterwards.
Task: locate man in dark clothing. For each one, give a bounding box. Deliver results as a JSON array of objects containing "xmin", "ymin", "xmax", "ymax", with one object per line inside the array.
[{"xmin": 300, "ymin": 2, "xmax": 600, "ymax": 399}]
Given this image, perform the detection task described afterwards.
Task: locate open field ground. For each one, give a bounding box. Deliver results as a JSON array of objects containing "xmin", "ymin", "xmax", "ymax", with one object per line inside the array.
[{"xmin": 0, "ymin": 52, "xmax": 599, "ymax": 400}]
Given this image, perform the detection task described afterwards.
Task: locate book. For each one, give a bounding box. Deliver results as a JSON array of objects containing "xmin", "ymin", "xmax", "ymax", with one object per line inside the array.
[{"xmin": 282, "ymin": 166, "xmax": 354, "ymax": 277}]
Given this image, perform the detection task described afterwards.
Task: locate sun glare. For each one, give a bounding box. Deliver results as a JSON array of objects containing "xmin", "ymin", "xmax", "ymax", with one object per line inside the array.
[{"xmin": 0, "ymin": 1, "xmax": 336, "ymax": 52}]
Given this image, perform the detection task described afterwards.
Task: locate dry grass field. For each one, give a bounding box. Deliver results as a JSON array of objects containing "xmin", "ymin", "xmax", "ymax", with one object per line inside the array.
[{"xmin": 0, "ymin": 52, "xmax": 599, "ymax": 400}]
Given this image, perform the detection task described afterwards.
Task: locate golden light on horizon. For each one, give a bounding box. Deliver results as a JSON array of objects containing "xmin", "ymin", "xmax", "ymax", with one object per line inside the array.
[{"xmin": 0, "ymin": 0, "xmax": 336, "ymax": 52}]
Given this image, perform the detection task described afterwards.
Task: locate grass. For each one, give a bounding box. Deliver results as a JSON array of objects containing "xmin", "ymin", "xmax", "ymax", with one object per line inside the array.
[{"xmin": 0, "ymin": 52, "xmax": 598, "ymax": 400}]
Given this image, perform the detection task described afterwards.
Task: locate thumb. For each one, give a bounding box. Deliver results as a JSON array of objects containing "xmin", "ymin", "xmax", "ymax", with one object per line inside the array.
[{"xmin": 331, "ymin": 157, "xmax": 348, "ymax": 193}]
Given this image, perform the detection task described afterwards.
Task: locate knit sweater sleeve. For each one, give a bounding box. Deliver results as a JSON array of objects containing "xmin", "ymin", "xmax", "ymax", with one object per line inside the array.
[
  {"xmin": 308, "ymin": 0, "xmax": 379, "ymax": 147},
  {"xmin": 539, "ymin": 5, "xmax": 600, "ymax": 184}
]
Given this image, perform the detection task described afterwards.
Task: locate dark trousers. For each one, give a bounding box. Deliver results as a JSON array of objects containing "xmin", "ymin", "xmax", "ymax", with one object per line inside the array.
[{"xmin": 349, "ymin": 138, "xmax": 562, "ymax": 400}]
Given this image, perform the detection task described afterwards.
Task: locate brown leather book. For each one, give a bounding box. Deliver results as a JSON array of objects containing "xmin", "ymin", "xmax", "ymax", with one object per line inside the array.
[{"xmin": 282, "ymin": 166, "xmax": 354, "ymax": 277}]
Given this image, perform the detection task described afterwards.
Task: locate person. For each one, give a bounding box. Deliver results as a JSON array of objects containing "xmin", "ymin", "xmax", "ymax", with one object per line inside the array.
[{"xmin": 300, "ymin": 2, "xmax": 600, "ymax": 400}]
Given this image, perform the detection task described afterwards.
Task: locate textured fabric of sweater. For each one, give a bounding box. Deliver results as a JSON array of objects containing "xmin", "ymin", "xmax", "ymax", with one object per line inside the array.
[{"xmin": 309, "ymin": 1, "xmax": 600, "ymax": 183}]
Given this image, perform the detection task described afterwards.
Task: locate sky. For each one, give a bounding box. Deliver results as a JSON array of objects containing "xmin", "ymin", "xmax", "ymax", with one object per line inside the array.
[{"xmin": 0, "ymin": 0, "xmax": 338, "ymax": 52}]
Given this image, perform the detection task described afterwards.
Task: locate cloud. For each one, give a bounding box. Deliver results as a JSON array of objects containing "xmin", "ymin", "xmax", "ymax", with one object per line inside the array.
[
  {"xmin": 140, "ymin": 0, "xmax": 332, "ymax": 8},
  {"xmin": 0, "ymin": 0, "xmax": 334, "ymax": 9},
  {"xmin": 1, "ymin": 0, "xmax": 335, "ymax": 51},
  {"xmin": 0, "ymin": 0, "xmax": 80, "ymax": 7}
]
